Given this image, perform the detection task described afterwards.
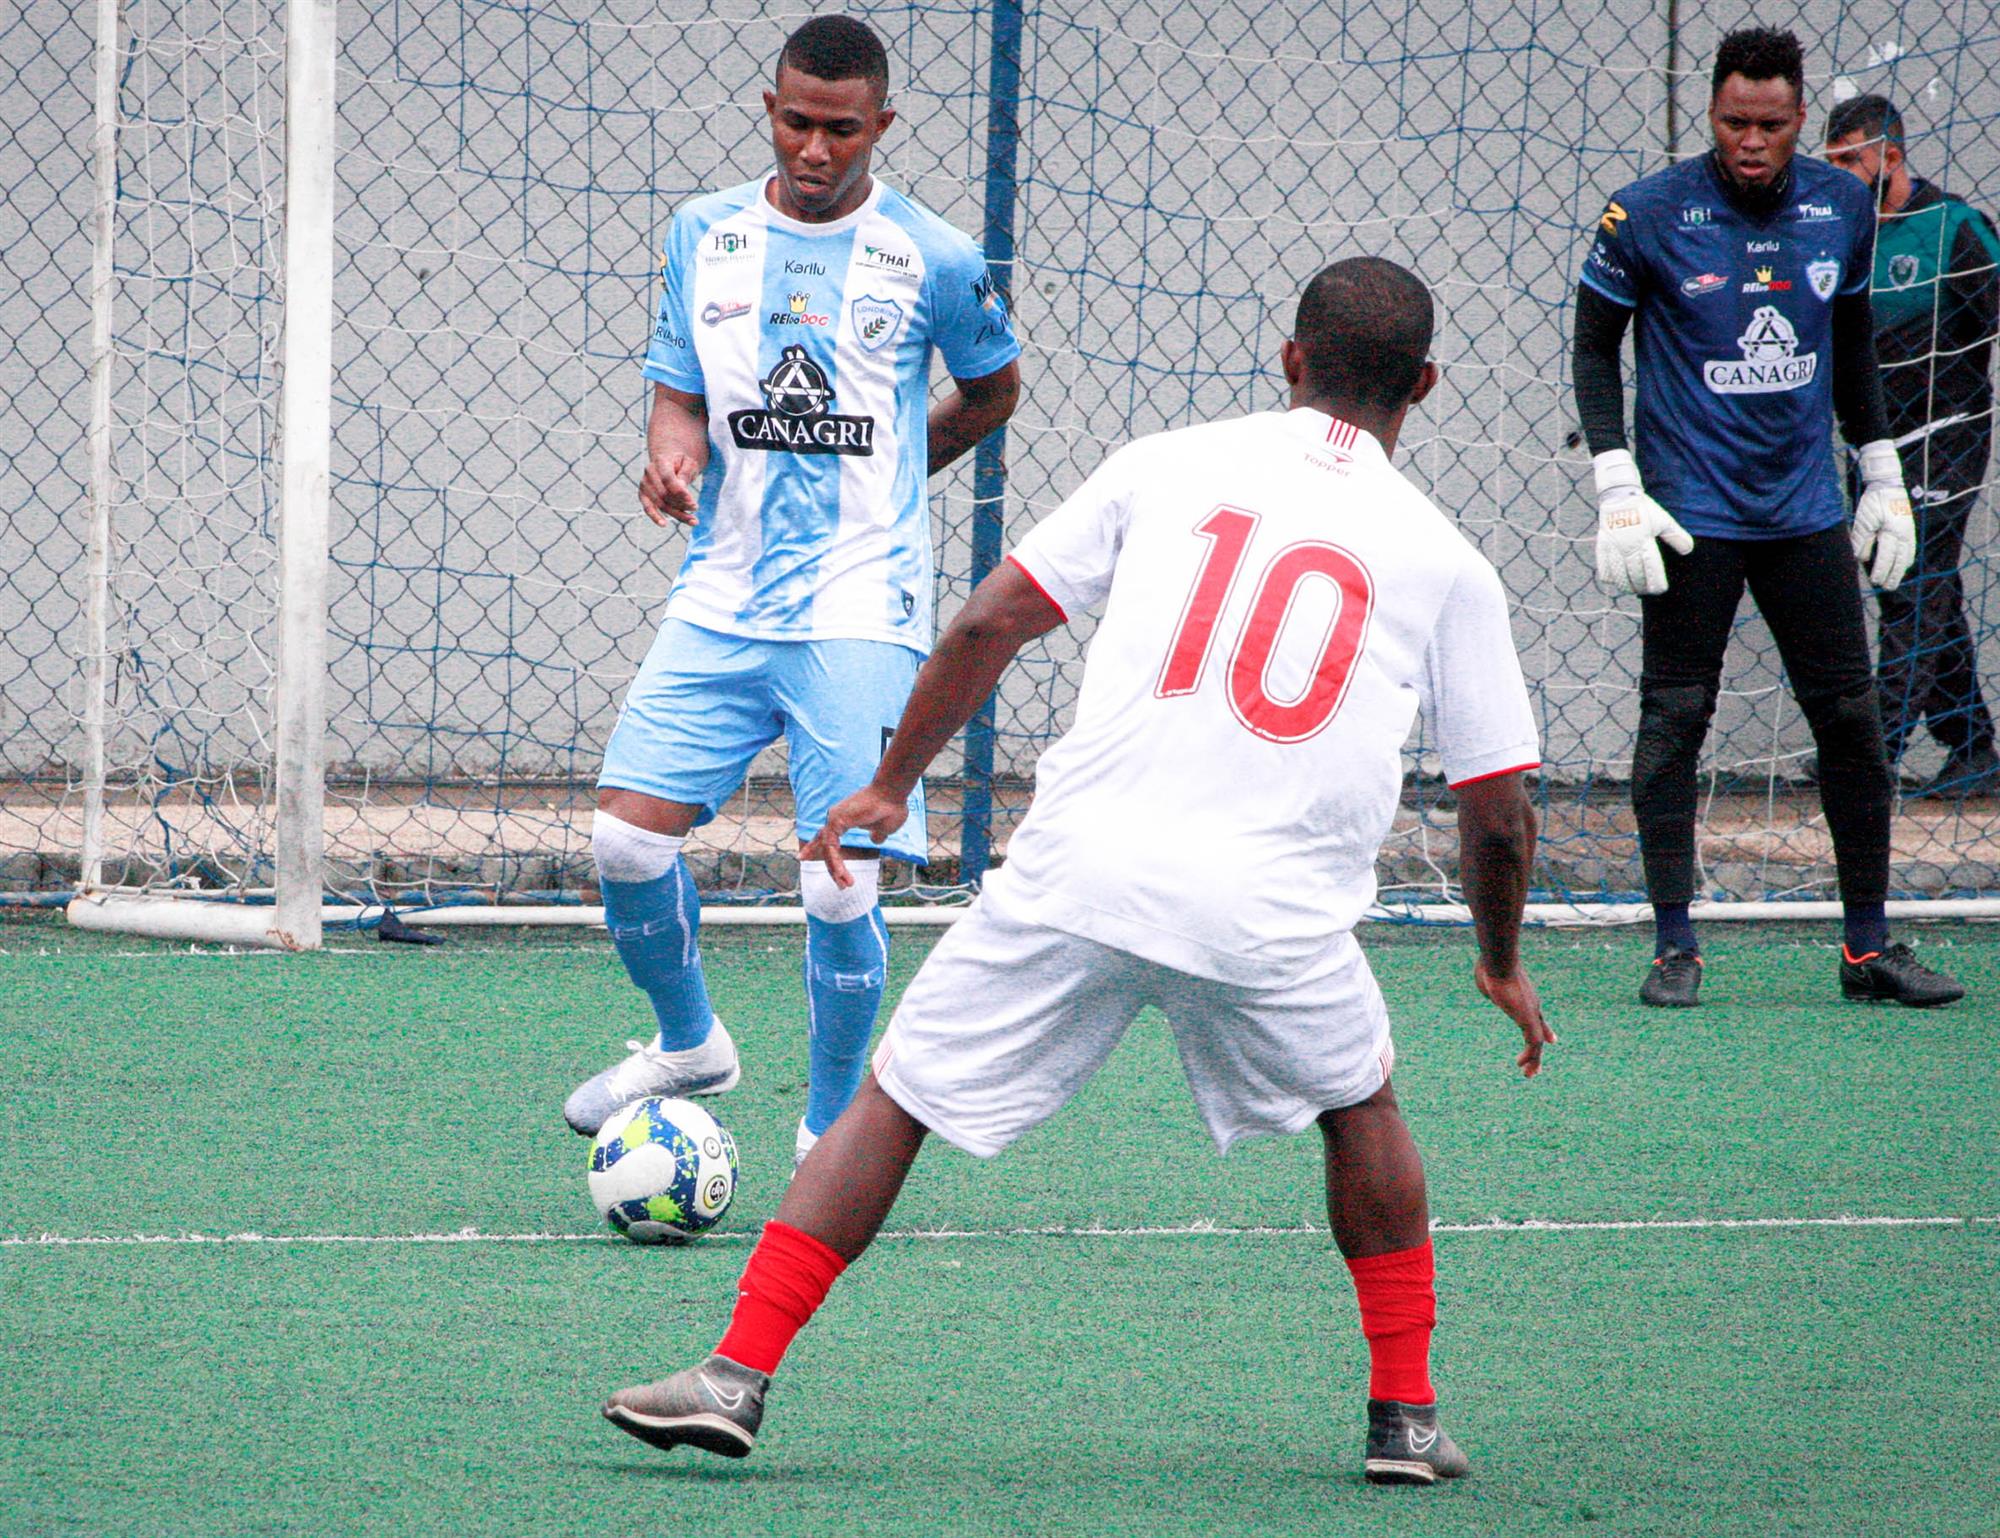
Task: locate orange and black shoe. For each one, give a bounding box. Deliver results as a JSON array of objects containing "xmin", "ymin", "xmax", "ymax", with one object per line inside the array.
[
  {"xmin": 1840, "ymin": 943, "xmax": 1964, "ymax": 1007},
  {"xmin": 1640, "ymin": 945, "xmax": 1702, "ymax": 1007}
]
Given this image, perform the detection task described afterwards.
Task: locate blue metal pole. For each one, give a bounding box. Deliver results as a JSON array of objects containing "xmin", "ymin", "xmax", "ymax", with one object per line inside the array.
[{"xmin": 961, "ymin": 0, "xmax": 1023, "ymax": 886}]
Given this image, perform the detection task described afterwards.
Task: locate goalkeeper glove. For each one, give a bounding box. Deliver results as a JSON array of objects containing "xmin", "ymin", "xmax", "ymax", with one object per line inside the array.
[
  {"xmin": 1593, "ymin": 450, "xmax": 1694, "ymax": 596},
  {"xmin": 1851, "ymin": 439, "xmax": 1916, "ymax": 591}
]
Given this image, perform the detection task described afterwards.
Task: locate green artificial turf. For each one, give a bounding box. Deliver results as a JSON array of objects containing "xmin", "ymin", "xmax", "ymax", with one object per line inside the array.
[{"xmin": 2, "ymin": 915, "xmax": 1994, "ymax": 1535}]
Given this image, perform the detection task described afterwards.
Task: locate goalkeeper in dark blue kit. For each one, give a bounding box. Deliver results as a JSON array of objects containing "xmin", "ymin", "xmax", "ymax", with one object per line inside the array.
[{"xmin": 1571, "ymin": 27, "xmax": 1962, "ymax": 1008}]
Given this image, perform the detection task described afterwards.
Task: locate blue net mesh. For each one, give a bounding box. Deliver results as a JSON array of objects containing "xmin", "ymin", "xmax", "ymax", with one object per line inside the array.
[{"xmin": 5, "ymin": 0, "xmax": 2000, "ymax": 908}]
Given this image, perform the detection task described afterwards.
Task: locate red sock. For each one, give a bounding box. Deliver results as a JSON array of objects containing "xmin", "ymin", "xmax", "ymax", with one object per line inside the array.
[
  {"xmin": 715, "ymin": 1220, "xmax": 849, "ymax": 1375},
  {"xmin": 1345, "ymin": 1239, "xmax": 1436, "ymax": 1405}
]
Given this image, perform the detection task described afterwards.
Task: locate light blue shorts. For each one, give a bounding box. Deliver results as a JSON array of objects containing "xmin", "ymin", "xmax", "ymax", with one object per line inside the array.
[{"xmin": 599, "ymin": 617, "xmax": 928, "ymax": 863}]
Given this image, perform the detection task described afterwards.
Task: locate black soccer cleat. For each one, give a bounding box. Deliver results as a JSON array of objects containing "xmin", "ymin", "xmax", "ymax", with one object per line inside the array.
[
  {"xmin": 1640, "ymin": 945, "xmax": 1703, "ymax": 1007},
  {"xmin": 601, "ymin": 1353, "xmax": 768, "ymax": 1458},
  {"xmin": 1364, "ymin": 1399, "xmax": 1470, "ymax": 1485},
  {"xmin": 1840, "ymin": 942, "xmax": 1965, "ymax": 1007}
]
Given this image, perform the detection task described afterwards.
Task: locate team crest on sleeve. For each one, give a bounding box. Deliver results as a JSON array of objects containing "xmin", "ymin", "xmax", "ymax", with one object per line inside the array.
[
  {"xmin": 1805, "ymin": 259, "xmax": 1840, "ymax": 301},
  {"xmin": 851, "ymin": 295, "xmax": 906, "ymax": 353},
  {"xmin": 1888, "ymin": 252, "xmax": 1920, "ymax": 288},
  {"xmin": 1599, "ymin": 201, "xmax": 1627, "ymax": 236}
]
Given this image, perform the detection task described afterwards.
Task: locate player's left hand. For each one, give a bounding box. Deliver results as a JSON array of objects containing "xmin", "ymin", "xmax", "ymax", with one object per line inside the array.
[
  {"xmin": 1851, "ymin": 441, "xmax": 1916, "ymax": 591},
  {"xmin": 803, "ymin": 784, "xmax": 909, "ymax": 888},
  {"xmin": 1473, "ymin": 959, "xmax": 1557, "ymax": 1078}
]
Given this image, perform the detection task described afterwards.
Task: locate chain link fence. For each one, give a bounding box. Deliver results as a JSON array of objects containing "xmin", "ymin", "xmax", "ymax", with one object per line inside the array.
[{"xmin": 4, "ymin": 0, "xmax": 1999, "ymax": 911}]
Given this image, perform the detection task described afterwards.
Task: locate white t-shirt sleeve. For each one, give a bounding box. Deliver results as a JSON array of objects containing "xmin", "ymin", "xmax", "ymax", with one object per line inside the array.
[
  {"xmin": 1418, "ymin": 550, "xmax": 1540, "ymax": 786},
  {"xmin": 1005, "ymin": 446, "xmax": 1139, "ymax": 619}
]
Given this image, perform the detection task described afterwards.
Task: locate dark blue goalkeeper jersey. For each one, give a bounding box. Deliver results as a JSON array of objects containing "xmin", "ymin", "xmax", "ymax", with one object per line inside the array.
[{"xmin": 1579, "ymin": 153, "xmax": 1877, "ymax": 539}]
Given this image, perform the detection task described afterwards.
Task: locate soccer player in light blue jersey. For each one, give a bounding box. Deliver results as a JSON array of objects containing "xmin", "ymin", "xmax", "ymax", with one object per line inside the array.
[
  {"xmin": 565, "ymin": 16, "xmax": 1022, "ymax": 1155},
  {"xmin": 1572, "ymin": 27, "xmax": 1960, "ymax": 1009}
]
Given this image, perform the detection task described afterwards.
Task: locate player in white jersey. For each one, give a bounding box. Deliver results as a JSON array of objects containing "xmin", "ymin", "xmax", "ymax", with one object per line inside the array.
[
  {"xmin": 564, "ymin": 17, "xmax": 1022, "ymax": 1153},
  {"xmin": 601, "ymin": 258, "xmax": 1557, "ymax": 1489}
]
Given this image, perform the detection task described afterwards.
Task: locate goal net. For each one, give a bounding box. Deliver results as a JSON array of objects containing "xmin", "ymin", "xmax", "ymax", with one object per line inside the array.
[{"xmin": 5, "ymin": 0, "xmax": 2000, "ymax": 941}]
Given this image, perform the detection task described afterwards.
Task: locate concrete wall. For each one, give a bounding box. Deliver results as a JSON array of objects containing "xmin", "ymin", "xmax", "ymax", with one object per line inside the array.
[{"xmin": 6, "ymin": 0, "xmax": 2000, "ymax": 894}]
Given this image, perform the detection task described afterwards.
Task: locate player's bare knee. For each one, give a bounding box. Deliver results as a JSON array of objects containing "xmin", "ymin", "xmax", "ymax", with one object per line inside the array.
[{"xmin": 595, "ymin": 787, "xmax": 701, "ymax": 840}]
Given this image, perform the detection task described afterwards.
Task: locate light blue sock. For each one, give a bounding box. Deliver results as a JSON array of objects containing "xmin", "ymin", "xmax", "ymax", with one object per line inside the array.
[
  {"xmin": 602, "ymin": 858, "xmax": 714, "ymax": 1052},
  {"xmin": 802, "ymin": 907, "xmax": 889, "ymax": 1135}
]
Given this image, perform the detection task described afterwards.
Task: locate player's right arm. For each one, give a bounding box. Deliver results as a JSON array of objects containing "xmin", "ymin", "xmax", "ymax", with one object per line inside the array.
[
  {"xmin": 806, "ymin": 559, "xmax": 1065, "ymax": 884},
  {"xmin": 639, "ymin": 383, "xmax": 708, "ymax": 528},
  {"xmin": 1573, "ymin": 196, "xmax": 1693, "ymax": 596},
  {"xmin": 637, "ymin": 209, "xmax": 708, "ymax": 528},
  {"xmin": 809, "ymin": 442, "xmax": 1136, "ymax": 884}
]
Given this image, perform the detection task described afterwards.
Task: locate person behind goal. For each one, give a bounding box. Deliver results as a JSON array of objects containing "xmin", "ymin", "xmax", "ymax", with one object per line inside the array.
[{"xmin": 599, "ymin": 256, "xmax": 1558, "ymax": 1488}]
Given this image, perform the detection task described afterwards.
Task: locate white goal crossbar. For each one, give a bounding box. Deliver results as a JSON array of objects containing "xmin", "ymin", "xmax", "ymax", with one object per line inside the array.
[{"xmin": 61, "ymin": 893, "xmax": 2000, "ymax": 950}]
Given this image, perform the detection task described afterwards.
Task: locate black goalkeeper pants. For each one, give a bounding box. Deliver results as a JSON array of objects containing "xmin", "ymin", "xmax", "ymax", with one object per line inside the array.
[{"xmin": 1633, "ymin": 523, "xmax": 1892, "ymax": 907}]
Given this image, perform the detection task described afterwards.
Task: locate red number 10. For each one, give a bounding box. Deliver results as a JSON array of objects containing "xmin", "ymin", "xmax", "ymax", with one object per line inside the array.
[{"xmin": 1155, "ymin": 507, "xmax": 1375, "ymax": 744}]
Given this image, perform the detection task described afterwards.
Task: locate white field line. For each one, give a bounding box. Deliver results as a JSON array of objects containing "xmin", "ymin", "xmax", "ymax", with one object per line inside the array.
[{"xmin": 3, "ymin": 1214, "xmax": 1993, "ymax": 1249}]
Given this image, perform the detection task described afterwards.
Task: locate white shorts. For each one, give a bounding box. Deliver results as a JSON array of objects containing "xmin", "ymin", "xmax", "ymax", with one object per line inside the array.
[{"xmin": 872, "ymin": 884, "xmax": 1394, "ymax": 1157}]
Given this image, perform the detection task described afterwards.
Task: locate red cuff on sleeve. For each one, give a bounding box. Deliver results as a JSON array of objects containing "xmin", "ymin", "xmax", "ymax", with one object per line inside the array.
[
  {"xmin": 1005, "ymin": 555, "xmax": 1068, "ymax": 622},
  {"xmin": 1446, "ymin": 761, "xmax": 1540, "ymax": 790}
]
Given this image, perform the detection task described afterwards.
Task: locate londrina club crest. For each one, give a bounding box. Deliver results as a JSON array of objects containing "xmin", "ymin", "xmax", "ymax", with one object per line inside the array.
[{"xmin": 851, "ymin": 295, "xmax": 905, "ymax": 353}]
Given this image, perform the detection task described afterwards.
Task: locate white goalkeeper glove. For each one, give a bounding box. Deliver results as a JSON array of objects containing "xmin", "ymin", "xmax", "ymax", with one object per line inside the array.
[
  {"xmin": 1851, "ymin": 439, "xmax": 1917, "ymax": 591},
  {"xmin": 1593, "ymin": 450, "xmax": 1694, "ymax": 596}
]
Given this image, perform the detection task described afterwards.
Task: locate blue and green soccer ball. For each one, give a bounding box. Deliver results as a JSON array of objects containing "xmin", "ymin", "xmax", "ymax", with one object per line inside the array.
[{"xmin": 587, "ymin": 1096, "xmax": 738, "ymax": 1244}]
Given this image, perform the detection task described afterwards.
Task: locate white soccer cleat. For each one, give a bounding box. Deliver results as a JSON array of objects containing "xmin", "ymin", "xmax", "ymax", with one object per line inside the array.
[
  {"xmin": 564, "ymin": 1021, "xmax": 740, "ymax": 1136},
  {"xmin": 792, "ymin": 1120, "xmax": 819, "ymax": 1171}
]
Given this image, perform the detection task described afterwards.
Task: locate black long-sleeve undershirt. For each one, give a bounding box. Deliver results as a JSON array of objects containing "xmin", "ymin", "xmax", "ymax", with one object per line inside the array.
[
  {"xmin": 1570, "ymin": 281, "xmax": 1892, "ymax": 459},
  {"xmin": 1830, "ymin": 288, "xmax": 1892, "ymax": 449},
  {"xmin": 1571, "ymin": 284, "xmax": 1631, "ymax": 456}
]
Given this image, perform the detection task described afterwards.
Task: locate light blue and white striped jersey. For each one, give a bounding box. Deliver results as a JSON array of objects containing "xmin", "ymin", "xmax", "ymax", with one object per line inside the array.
[{"xmin": 642, "ymin": 176, "xmax": 1020, "ymax": 651}]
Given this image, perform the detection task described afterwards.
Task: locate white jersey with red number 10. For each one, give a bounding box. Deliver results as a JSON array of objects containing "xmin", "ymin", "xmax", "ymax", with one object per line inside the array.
[{"xmin": 994, "ymin": 407, "xmax": 1539, "ymax": 987}]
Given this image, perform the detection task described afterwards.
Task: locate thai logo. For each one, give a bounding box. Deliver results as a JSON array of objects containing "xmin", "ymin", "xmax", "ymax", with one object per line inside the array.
[
  {"xmin": 860, "ymin": 242, "xmax": 914, "ymax": 275},
  {"xmin": 727, "ymin": 345, "xmax": 875, "ymax": 455},
  {"xmin": 851, "ymin": 295, "xmax": 906, "ymax": 353},
  {"xmin": 1703, "ymin": 305, "xmax": 1817, "ymax": 395}
]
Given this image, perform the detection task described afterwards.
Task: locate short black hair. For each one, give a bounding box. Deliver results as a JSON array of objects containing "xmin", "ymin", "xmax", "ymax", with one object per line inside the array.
[
  {"xmin": 778, "ymin": 15, "xmax": 890, "ymax": 101},
  {"xmin": 1712, "ymin": 27, "xmax": 1805, "ymax": 104},
  {"xmin": 1826, "ymin": 92, "xmax": 1904, "ymax": 150},
  {"xmin": 1292, "ymin": 257, "xmax": 1434, "ymax": 414}
]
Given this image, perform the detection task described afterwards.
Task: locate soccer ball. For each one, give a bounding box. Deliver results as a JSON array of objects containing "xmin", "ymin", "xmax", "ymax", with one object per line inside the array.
[{"xmin": 587, "ymin": 1096, "xmax": 738, "ymax": 1244}]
